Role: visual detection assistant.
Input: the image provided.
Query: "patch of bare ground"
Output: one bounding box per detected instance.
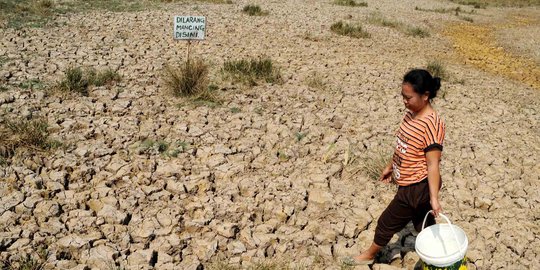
[444,11,540,90]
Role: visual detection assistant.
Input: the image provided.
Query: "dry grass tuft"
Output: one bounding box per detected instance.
[0,246,48,270]
[361,150,391,181]
[334,0,368,7]
[426,60,449,80]
[448,0,540,8]
[0,118,50,159]
[57,66,121,96]
[448,0,487,8]
[222,58,282,86]
[414,6,476,22]
[242,4,268,16]
[331,21,370,38]
[91,68,122,86]
[161,0,233,3]
[59,66,89,95]
[206,257,310,270]
[406,26,430,38]
[305,72,326,90]
[162,59,209,97]
[0,0,160,28]
[368,13,402,28]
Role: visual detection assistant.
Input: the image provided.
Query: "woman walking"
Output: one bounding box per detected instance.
[345,69,445,265]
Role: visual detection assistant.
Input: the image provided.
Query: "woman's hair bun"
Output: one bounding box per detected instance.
[430,77,441,99]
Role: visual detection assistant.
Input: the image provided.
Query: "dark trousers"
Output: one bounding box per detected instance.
[374,179,435,246]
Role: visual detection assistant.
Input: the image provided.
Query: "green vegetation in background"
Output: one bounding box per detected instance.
[459,16,474,22]
[367,13,433,37]
[367,13,402,28]
[406,26,430,38]
[0,0,165,29]
[415,6,476,14]
[19,79,46,90]
[334,0,368,7]
[242,4,268,16]
[415,6,476,22]
[448,0,540,8]
[0,0,53,28]
[330,21,371,38]
[65,0,148,12]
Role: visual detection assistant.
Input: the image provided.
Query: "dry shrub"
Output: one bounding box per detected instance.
[59,66,89,95]
[242,4,267,16]
[0,118,49,158]
[361,150,391,181]
[368,13,402,28]
[91,68,122,86]
[222,58,282,86]
[330,21,370,38]
[406,26,430,38]
[467,0,540,7]
[0,0,55,28]
[334,0,368,7]
[426,60,448,80]
[162,59,209,97]
[57,66,121,96]
[305,72,326,90]
[0,246,48,270]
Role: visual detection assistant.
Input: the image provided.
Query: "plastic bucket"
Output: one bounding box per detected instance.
[415,211,468,269]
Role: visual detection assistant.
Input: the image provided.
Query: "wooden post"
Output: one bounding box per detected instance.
[186,40,192,66]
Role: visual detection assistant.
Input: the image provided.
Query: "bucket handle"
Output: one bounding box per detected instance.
[421,210,464,255]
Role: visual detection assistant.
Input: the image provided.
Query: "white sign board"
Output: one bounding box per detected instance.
[174,16,206,40]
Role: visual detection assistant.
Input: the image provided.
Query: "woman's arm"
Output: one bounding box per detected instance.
[426,150,442,217]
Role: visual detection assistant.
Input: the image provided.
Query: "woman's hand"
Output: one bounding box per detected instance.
[430,198,442,218]
[379,163,393,183]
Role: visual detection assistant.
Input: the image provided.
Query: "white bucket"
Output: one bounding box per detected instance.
[415,211,468,267]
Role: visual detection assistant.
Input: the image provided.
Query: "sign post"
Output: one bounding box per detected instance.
[173,16,206,64]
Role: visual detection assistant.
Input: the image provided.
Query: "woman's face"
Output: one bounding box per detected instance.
[401,83,429,113]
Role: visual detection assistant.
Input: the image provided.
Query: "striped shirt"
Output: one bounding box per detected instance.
[392,111,445,186]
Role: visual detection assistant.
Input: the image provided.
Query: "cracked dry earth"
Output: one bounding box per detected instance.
[1,0,539,269]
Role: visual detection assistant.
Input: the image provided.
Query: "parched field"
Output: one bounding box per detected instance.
[1,0,539,269]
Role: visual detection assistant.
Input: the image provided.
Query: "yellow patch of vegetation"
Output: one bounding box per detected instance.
[444,17,540,90]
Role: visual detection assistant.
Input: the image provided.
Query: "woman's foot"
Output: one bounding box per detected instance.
[341,255,374,266]
[342,243,380,266]
[355,252,376,263]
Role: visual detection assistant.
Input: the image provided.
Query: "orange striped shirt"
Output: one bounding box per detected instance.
[392,111,445,186]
